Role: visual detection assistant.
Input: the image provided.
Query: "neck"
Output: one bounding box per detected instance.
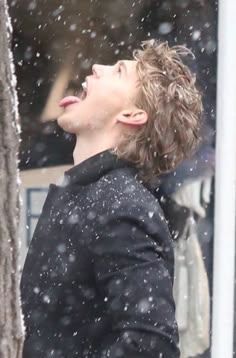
[73,133,121,166]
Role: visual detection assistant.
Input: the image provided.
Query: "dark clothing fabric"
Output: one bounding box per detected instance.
[21,150,180,358]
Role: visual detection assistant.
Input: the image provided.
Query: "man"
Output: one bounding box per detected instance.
[21,40,202,358]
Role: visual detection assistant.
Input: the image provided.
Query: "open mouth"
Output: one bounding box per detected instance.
[59,80,88,108]
[80,81,88,101]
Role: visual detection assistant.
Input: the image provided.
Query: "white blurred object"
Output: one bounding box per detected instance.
[171,177,212,218]
[173,216,210,358]
[171,176,212,357]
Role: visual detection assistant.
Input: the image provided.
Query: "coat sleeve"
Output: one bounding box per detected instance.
[92,207,180,358]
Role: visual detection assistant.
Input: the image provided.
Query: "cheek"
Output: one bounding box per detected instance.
[86,94,118,115]
[91,82,125,103]
[101,90,128,110]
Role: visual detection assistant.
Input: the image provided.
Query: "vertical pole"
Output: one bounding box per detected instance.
[0,0,24,357]
[212,0,236,357]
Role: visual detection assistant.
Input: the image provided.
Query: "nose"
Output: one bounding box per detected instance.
[92,64,103,78]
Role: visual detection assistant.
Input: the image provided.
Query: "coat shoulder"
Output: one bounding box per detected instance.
[91,166,156,206]
[89,167,170,235]
[90,167,174,270]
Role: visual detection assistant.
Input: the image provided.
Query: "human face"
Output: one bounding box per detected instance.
[57,60,139,135]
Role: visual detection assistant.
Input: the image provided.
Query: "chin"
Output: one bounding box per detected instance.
[57,115,78,134]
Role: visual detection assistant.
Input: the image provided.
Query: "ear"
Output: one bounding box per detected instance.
[116,109,148,127]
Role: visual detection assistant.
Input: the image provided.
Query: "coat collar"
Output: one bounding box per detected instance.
[63,149,137,186]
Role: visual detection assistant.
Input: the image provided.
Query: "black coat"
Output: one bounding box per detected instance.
[21,150,180,358]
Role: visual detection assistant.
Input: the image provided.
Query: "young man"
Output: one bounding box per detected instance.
[21,40,202,358]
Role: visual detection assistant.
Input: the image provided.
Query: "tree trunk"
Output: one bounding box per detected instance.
[0,1,25,357]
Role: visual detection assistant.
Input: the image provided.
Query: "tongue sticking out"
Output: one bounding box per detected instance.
[59,96,81,108]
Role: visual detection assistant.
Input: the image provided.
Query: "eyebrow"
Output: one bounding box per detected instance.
[118,61,127,76]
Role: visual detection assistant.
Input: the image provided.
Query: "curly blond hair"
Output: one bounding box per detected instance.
[113,39,203,182]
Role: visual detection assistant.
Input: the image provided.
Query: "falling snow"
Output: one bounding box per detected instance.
[6,0,217,357]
